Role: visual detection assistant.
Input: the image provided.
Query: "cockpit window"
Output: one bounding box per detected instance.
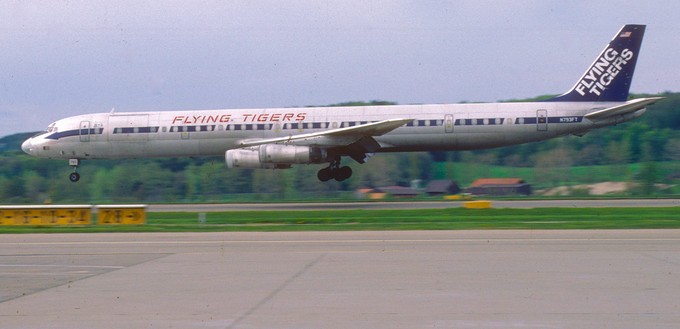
[33,124,57,137]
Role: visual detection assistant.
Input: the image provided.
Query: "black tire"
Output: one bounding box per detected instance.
[69,172,80,182]
[317,167,333,182]
[335,166,352,182]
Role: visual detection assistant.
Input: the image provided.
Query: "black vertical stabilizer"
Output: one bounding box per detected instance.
[549,24,645,102]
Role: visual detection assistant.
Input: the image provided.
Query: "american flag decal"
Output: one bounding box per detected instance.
[620,31,632,38]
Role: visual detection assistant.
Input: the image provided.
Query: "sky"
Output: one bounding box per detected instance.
[2,0,680,135]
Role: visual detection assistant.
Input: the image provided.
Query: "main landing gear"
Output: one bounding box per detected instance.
[68,159,81,182]
[317,158,352,182]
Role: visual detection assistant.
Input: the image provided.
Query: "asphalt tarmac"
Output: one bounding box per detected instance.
[1,230,680,328]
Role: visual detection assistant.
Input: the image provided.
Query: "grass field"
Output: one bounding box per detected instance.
[1,207,679,233]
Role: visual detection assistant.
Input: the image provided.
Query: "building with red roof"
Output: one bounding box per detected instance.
[466,178,531,196]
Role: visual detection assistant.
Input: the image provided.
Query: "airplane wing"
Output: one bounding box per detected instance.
[236,118,413,148]
[585,97,664,120]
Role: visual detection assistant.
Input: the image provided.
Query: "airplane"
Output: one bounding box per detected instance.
[22,24,662,183]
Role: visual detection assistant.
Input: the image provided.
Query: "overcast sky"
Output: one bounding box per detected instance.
[2,0,679,135]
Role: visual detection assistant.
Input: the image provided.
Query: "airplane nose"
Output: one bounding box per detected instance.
[21,139,33,155]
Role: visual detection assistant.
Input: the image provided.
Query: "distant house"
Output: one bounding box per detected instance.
[355,188,375,199]
[466,178,532,196]
[372,186,421,198]
[425,180,461,196]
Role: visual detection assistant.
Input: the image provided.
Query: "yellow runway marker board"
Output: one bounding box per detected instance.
[0,206,92,226]
[97,205,146,225]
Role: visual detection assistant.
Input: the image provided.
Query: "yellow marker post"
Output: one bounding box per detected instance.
[96,205,147,225]
[463,200,493,209]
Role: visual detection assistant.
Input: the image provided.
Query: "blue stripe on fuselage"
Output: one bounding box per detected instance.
[44,116,585,141]
[45,128,104,140]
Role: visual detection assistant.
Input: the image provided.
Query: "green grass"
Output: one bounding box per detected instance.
[1,207,679,233]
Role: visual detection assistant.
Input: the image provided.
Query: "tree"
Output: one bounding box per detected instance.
[636,161,658,196]
[533,147,573,187]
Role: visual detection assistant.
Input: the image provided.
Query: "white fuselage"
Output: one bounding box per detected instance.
[22,101,640,160]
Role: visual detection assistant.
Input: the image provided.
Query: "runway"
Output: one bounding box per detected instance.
[2,230,680,328]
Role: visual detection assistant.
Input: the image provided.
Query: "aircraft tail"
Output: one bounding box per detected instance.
[549,24,646,102]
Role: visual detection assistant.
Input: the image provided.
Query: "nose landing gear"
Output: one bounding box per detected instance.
[68,159,81,182]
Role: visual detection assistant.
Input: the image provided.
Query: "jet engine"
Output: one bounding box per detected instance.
[225,145,327,169]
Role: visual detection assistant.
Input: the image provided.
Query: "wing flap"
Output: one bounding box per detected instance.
[585,97,664,120]
[237,118,412,148]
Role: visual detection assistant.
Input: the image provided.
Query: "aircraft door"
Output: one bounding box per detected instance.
[445,114,454,133]
[537,109,548,131]
[79,121,91,142]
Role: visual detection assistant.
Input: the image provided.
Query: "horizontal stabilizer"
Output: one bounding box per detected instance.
[585,97,663,120]
[237,118,413,148]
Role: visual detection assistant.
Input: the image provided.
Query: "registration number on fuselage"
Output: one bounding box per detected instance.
[559,116,581,123]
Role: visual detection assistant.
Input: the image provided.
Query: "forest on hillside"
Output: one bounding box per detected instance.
[2,93,680,204]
